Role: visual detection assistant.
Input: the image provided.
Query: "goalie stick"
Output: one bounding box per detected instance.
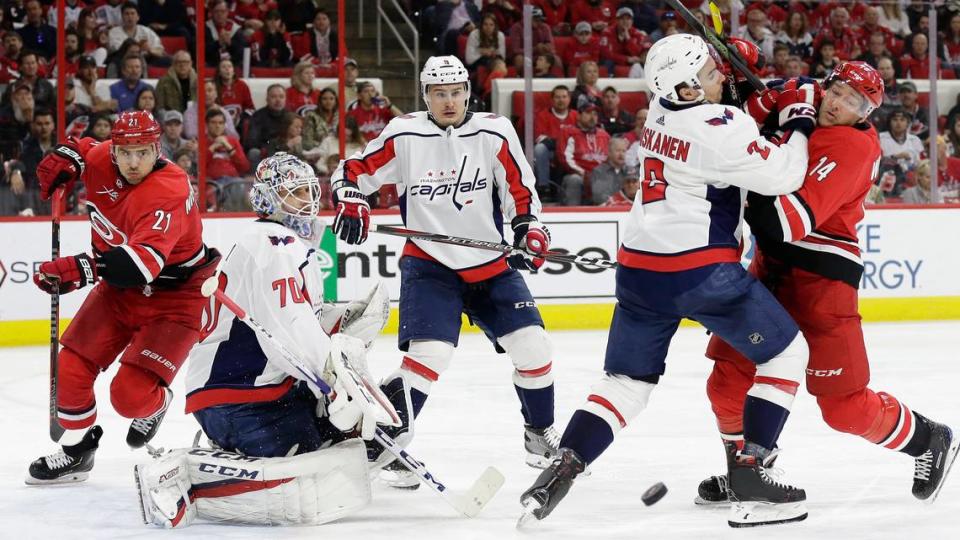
[200,277,504,518]
[375,225,618,270]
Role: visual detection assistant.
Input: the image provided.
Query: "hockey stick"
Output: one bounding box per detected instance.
[200,277,504,518]
[49,188,65,442]
[375,225,618,269]
[663,0,765,94]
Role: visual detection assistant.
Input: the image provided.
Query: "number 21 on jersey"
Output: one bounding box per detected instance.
[641,157,668,204]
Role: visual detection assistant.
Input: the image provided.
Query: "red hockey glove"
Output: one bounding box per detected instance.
[745,87,780,126]
[33,253,99,295]
[37,138,85,200]
[508,215,551,271]
[775,79,821,137]
[728,37,765,78]
[331,181,371,245]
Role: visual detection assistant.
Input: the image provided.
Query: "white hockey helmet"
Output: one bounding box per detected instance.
[250,152,321,238]
[420,55,471,108]
[645,33,711,104]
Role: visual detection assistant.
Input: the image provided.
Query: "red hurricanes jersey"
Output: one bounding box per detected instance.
[746,124,882,287]
[347,104,396,142]
[77,138,206,286]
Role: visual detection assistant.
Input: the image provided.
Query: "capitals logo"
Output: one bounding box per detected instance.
[705,108,735,126]
[408,155,486,211]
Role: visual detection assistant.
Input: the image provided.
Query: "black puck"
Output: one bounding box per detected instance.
[641,481,668,506]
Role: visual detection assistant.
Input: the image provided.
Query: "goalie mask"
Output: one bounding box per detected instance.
[250,152,321,239]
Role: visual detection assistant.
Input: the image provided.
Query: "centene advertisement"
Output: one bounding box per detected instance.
[0,208,958,324]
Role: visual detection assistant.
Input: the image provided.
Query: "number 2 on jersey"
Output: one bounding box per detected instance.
[641,157,668,204]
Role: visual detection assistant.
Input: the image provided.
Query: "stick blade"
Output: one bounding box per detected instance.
[455,466,505,518]
[709,1,723,35]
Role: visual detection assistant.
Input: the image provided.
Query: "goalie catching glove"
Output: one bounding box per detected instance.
[319,281,390,349]
[322,334,401,440]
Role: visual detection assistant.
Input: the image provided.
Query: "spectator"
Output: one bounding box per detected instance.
[466,13,506,70]
[558,99,610,206]
[303,87,338,149]
[63,77,93,138]
[900,32,940,79]
[878,2,911,38]
[2,50,54,110]
[0,81,36,140]
[769,43,791,77]
[880,108,924,175]
[783,55,805,78]
[563,21,602,75]
[570,61,601,111]
[648,11,678,43]
[108,2,167,66]
[215,57,256,127]
[813,7,861,61]
[599,86,633,136]
[47,0,85,28]
[589,136,629,205]
[533,53,558,77]
[204,108,251,211]
[621,0,657,34]
[534,0,570,34]
[811,39,839,78]
[159,110,197,161]
[265,113,322,164]
[74,55,117,113]
[205,0,247,66]
[84,113,113,141]
[138,0,191,44]
[308,9,338,66]
[506,8,553,74]
[58,29,86,75]
[316,115,366,174]
[858,30,901,75]
[95,0,124,28]
[173,146,197,178]
[17,0,55,60]
[898,81,928,142]
[135,86,160,118]
[624,107,648,167]
[347,81,396,142]
[277,0,318,33]
[342,57,360,106]
[531,85,577,197]
[184,79,239,139]
[244,83,288,164]
[776,11,813,61]
[286,61,321,115]
[106,38,148,78]
[77,8,108,59]
[110,55,152,112]
[253,9,293,67]
[943,13,960,76]
[433,0,480,56]
[3,108,54,216]
[484,0,521,32]
[570,0,614,34]
[869,55,900,129]
[600,7,648,76]
[0,32,23,83]
[232,0,274,31]
[736,7,775,61]
[946,115,960,158]
[900,160,935,204]
[601,166,639,206]
[856,7,896,51]
[156,50,198,114]
[481,56,508,106]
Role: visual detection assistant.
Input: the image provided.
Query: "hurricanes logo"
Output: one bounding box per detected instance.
[87,201,129,246]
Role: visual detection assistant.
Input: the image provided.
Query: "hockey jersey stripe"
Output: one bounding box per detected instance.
[402,241,507,282]
[184,377,296,413]
[774,193,814,242]
[119,244,157,281]
[495,139,532,215]
[344,137,398,181]
[618,245,739,272]
[793,237,862,263]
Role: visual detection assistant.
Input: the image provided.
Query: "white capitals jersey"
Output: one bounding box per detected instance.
[619,98,809,272]
[185,220,330,413]
[333,111,540,281]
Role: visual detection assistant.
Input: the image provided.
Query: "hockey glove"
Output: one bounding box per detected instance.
[507,214,551,271]
[728,37,765,79]
[331,181,371,245]
[37,138,85,200]
[775,79,820,137]
[33,253,99,294]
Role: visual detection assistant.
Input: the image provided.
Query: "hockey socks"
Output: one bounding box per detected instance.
[818,389,934,457]
[515,384,554,429]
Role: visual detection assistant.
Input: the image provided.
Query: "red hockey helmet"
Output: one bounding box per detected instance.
[823,61,884,116]
[112,110,162,147]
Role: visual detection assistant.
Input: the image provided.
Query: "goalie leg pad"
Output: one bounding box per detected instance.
[137,440,371,527]
[499,325,554,390]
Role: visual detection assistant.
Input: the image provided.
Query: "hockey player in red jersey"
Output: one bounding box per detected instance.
[698,62,959,505]
[26,110,219,485]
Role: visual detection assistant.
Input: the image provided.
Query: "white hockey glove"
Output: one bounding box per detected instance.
[325,334,401,440]
[319,281,390,348]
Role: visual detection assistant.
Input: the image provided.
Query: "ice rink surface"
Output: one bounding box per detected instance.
[1,322,958,539]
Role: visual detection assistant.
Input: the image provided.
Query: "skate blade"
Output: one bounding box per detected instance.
[728,501,807,528]
[926,435,960,505]
[378,470,422,491]
[134,465,150,524]
[24,471,90,485]
[694,495,731,507]
[516,499,542,529]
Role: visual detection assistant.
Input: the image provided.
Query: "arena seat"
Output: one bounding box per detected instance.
[250,67,294,77]
[147,66,167,78]
[160,36,187,53]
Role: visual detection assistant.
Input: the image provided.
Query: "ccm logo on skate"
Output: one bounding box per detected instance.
[514,301,537,309]
[806,368,843,377]
[197,463,260,480]
[141,349,176,371]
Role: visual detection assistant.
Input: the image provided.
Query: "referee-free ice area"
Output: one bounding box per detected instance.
[1,322,958,539]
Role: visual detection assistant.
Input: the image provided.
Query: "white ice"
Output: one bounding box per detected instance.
[2,322,959,539]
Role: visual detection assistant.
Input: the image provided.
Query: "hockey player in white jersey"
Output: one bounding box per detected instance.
[330,55,559,487]
[134,153,396,528]
[519,34,815,528]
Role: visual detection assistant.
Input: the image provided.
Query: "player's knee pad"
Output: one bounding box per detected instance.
[110,365,163,419]
[56,347,102,430]
[499,325,554,390]
[395,339,455,396]
[706,361,753,435]
[581,373,656,435]
[137,439,370,528]
[749,333,807,411]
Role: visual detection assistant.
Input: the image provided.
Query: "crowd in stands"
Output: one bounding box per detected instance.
[5,0,960,217]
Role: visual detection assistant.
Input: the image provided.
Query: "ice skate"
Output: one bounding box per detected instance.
[524,424,561,469]
[694,438,741,506]
[913,418,959,503]
[26,426,103,485]
[378,459,420,490]
[727,446,807,528]
[517,448,586,527]
[365,376,414,468]
[127,388,172,449]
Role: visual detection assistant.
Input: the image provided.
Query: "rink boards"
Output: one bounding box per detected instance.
[1,207,959,346]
